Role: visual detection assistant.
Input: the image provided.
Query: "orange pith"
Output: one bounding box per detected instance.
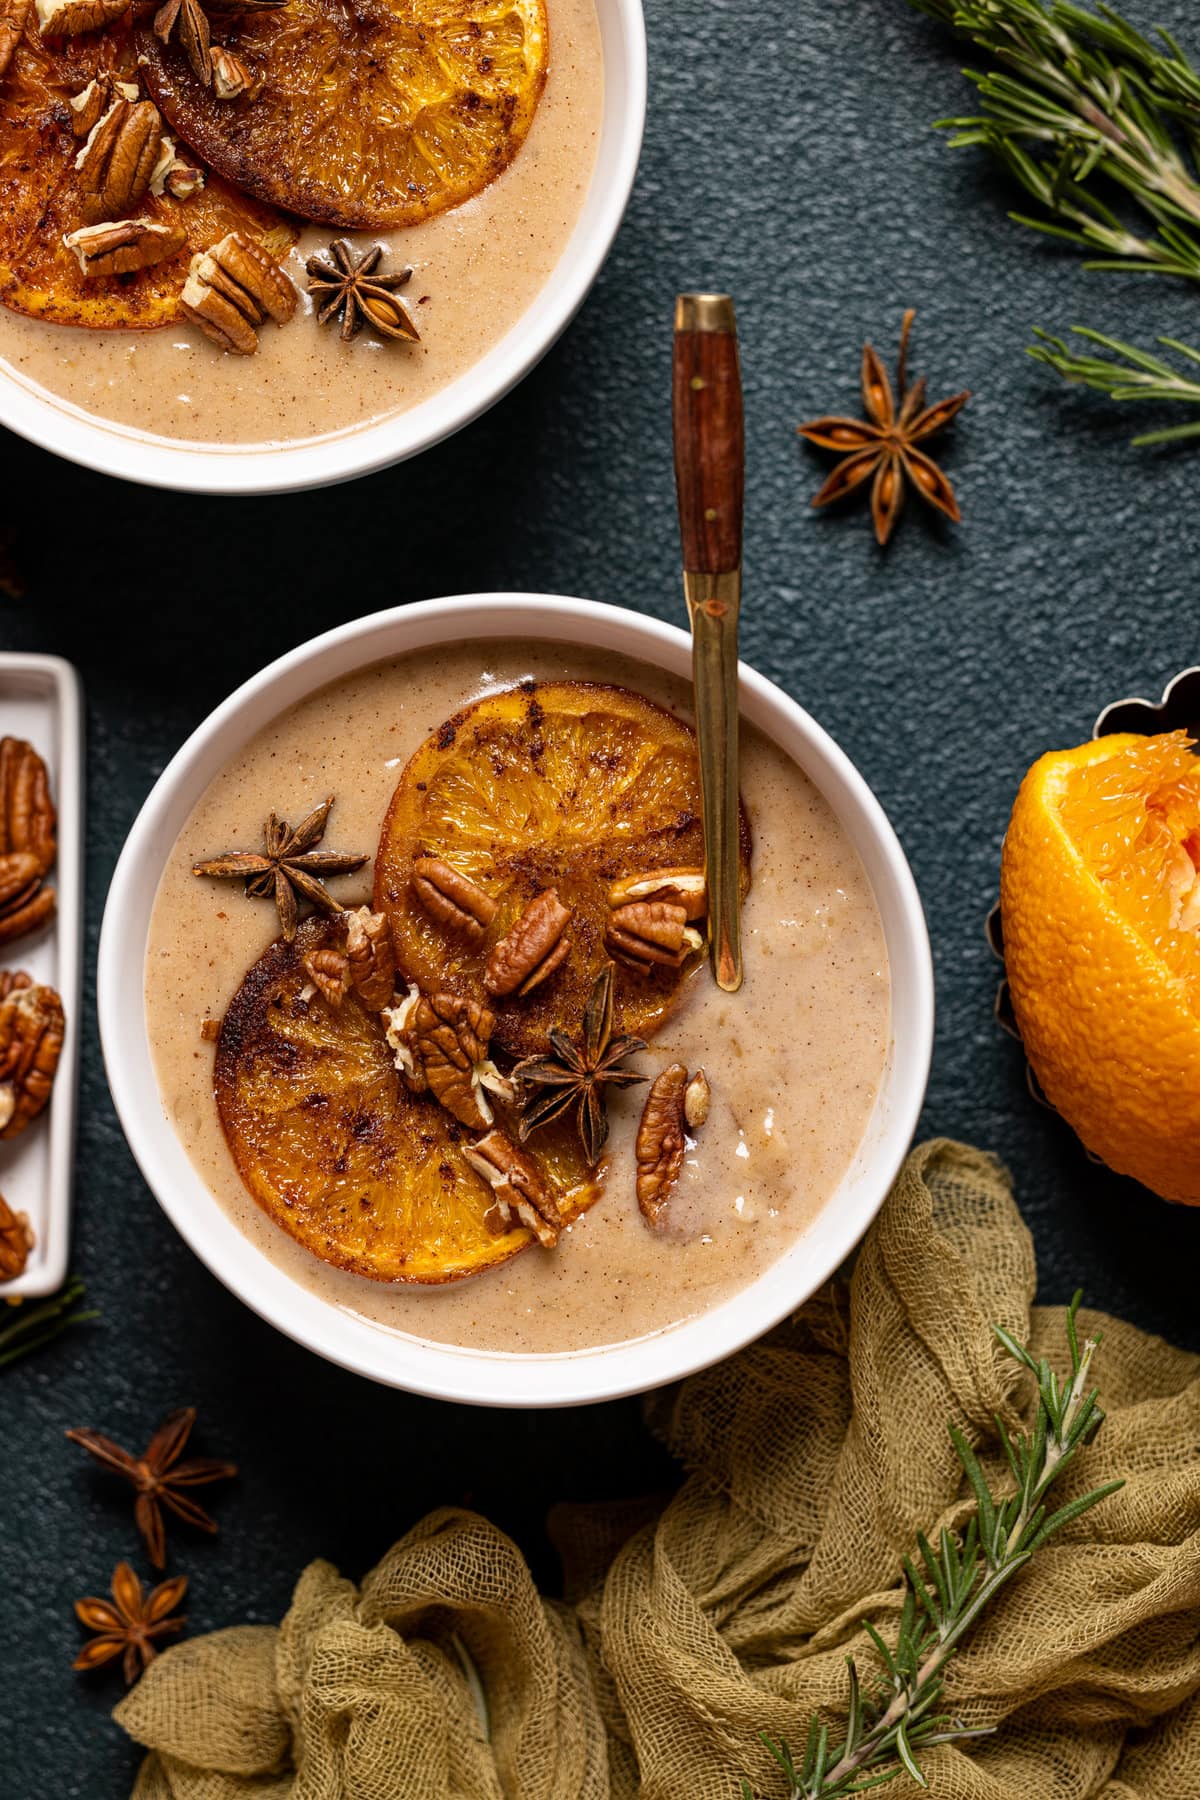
[135,0,549,231]
[215,915,599,1284]
[0,17,296,328]
[1000,729,1200,1202]
[374,680,753,1059]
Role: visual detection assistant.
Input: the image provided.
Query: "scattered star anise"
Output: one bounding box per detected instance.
[66,1406,237,1571]
[73,1562,187,1686]
[512,962,647,1166]
[192,796,368,942]
[306,240,420,343]
[797,309,970,546]
[153,0,282,89]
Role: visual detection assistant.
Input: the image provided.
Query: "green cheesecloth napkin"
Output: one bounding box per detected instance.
[114,1140,1200,1799]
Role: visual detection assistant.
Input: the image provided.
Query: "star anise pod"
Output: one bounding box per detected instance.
[797,309,970,546]
[512,962,647,1166]
[306,240,420,343]
[153,0,282,89]
[73,1562,187,1686]
[66,1406,237,1571]
[192,796,368,942]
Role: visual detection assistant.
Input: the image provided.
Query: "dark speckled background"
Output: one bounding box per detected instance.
[4,1,1200,1792]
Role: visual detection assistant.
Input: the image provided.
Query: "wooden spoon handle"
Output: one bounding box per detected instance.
[672,293,745,575]
[673,294,744,994]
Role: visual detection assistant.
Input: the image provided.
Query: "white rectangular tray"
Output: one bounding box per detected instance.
[0,654,83,1298]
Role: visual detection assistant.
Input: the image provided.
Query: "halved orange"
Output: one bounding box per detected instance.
[0,17,296,327]
[375,681,753,1059]
[1001,729,1200,1202]
[135,0,548,231]
[215,915,599,1283]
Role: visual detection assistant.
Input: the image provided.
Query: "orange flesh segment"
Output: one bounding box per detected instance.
[1053,730,1200,1005]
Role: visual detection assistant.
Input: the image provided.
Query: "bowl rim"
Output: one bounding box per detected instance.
[0,0,647,496]
[98,593,935,1406]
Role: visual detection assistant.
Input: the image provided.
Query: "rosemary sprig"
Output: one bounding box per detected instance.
[1027,326,1200,439]
[910,0,1200,281]
[0,1274,97,1368]
[743,1293,1121,1798]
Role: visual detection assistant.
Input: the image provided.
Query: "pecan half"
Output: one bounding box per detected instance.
[605,900,702,973]
[35,0,125,33]
[0,885,55,944]
[0,853,41,915]
[0,970,33,1002]
[64,217,186,277]
[345,907,395,1012]
[462,1129,563,1248]
[0,1192,33,1282]
[302,946,350,1009]
[484,889,571,997]
[0,0,31,79]
[412,992,513,1130]
[182,231,297,355]
[411,857,496,945]
[0,982,64,1140]
[0,738,55,875]
[636,1064,709,1227]
[76,98,164,223]
[608,867,707,921]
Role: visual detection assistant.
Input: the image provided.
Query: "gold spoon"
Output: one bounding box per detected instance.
[672,292,744,992]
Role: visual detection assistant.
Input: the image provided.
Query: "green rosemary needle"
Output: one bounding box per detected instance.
[743,1292,1121,1798]
[911,0,1200,280]
[1027,326,1200,441]
[0,1274,97,1369]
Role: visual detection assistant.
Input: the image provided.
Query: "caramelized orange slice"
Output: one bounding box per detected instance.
[0,17,295,327]
[135,0,548,231]
[375,681,753,1059]
[215,916,599,1283]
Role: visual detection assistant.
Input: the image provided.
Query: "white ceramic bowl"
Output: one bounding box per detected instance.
[0,0,646,495]
[99,595,934,1406]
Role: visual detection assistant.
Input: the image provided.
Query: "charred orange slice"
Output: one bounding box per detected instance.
[0,17,295,327]
[215,916,599,1283]
[135,0,549,232]
[375,681,753,1059]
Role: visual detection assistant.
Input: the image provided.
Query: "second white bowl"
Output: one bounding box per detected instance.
[98,594,934,1405]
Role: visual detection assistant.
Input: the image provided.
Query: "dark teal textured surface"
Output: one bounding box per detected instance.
[4,1,1200,1792]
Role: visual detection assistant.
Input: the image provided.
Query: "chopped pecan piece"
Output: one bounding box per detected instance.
[484,889,571,997]
[0,1192,33,1281]
[608,867,707,921]
[684,1068,710,1129]
[0,981,64,1140]
[211,45,258,99]
[69,74,139,137]
[199,1017,221,1042]
[0,0,29,77]
[35,0,125,34]
[76,97,164,224]
[382,983,425,1090]
[344,907,395,1012]
[635,1063,711,1228]
[605,900,703,973]
[182,231,297,355]
[462,1129,563,1248]
[411,857,496,945]
[302,945,350,1009]
[64,217,186,277]
[412,992,513,1130]
[0,738,55,875]
[149,136,205,200]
